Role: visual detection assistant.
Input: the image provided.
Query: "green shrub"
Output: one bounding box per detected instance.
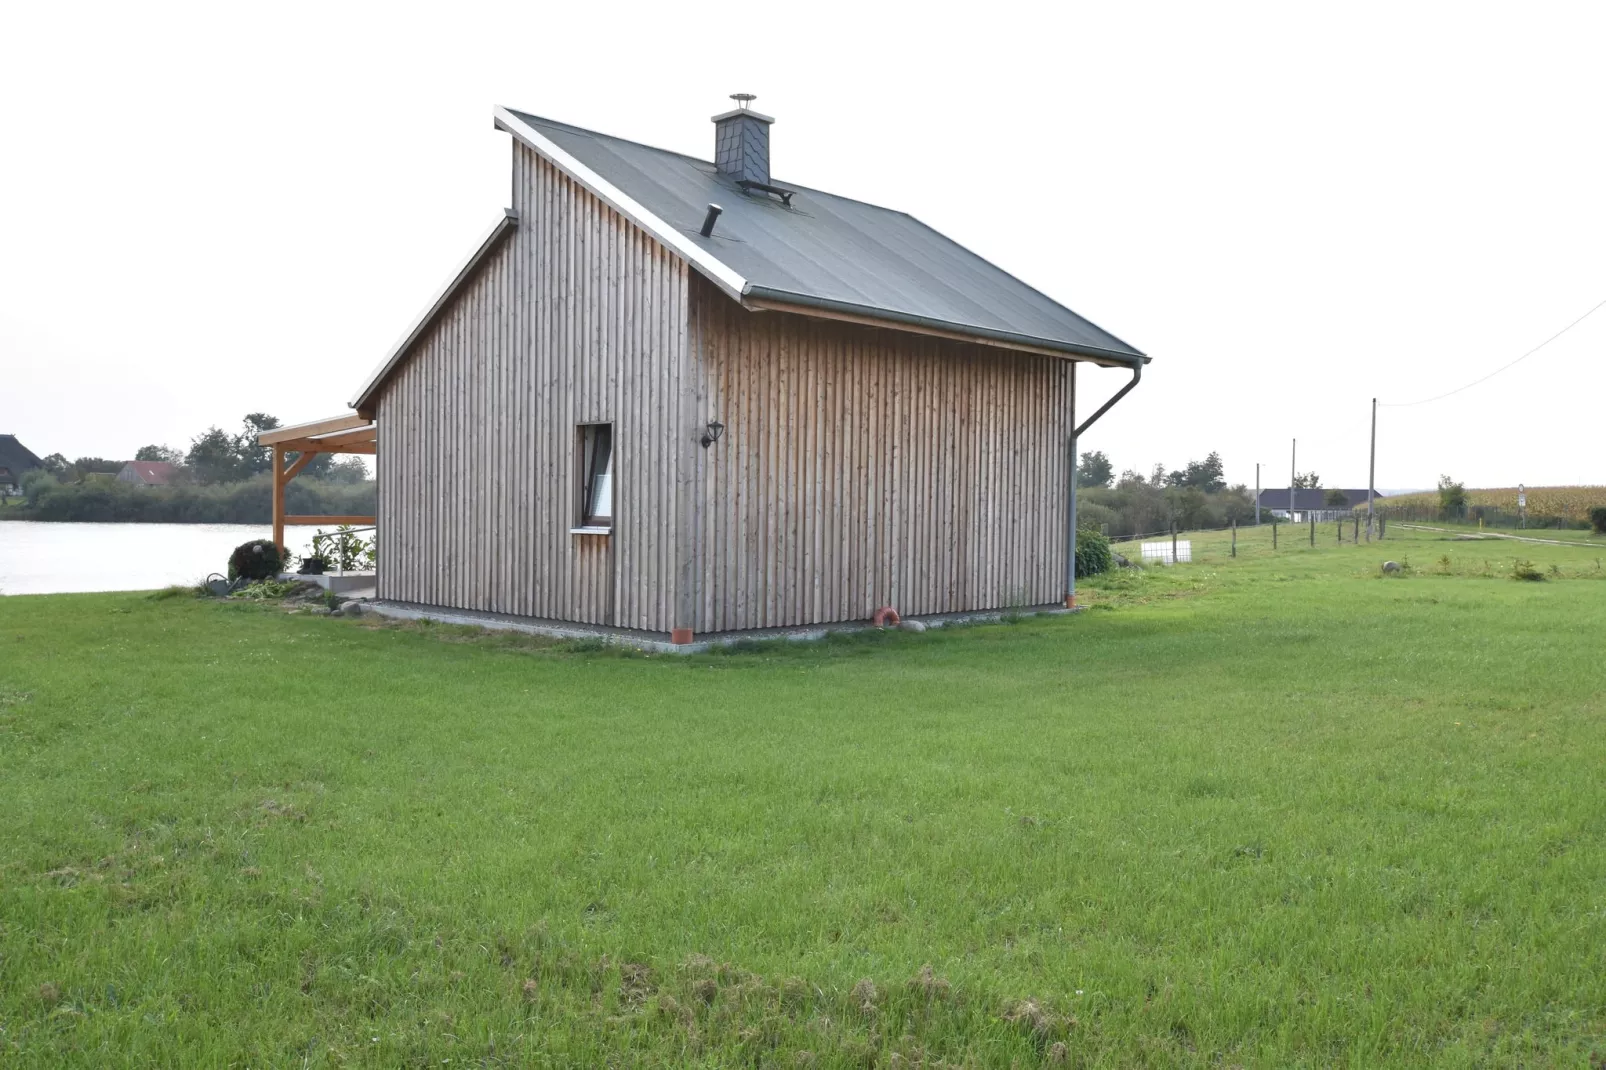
[1438,475,1468,521]
[313,525,376,571]
[227,540,287,582]
[1074,527,1113,578]
[234,578,301,600]
[1590,506,1606,535]
[1074,501,1119,535]
[1511,558,1544,582]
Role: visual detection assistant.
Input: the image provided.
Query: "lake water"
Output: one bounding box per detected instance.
[0,523,324,596]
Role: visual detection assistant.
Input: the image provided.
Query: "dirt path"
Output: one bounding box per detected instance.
[1397,523,1602,548]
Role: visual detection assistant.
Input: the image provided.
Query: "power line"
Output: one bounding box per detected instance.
[1380,296,1606,407]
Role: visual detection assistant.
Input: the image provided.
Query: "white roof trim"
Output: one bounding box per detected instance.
[349,209,520,410]
[492,105,748,303]
[258,412,370,445]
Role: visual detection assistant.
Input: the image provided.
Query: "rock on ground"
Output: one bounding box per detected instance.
[1382,561,1402,573]
[898,620,927,633]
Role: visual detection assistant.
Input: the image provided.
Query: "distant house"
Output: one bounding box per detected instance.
[1259,488,1382,523]
[116,461,180,487]
[0,434,43,495]
[331,97,1151,645]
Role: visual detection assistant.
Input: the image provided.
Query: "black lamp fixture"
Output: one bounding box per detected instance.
[700,420,725,448]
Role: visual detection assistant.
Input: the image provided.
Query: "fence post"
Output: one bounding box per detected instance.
[1309,514,1315,546]
[1273,517,1278,549]
[1232,517,1237,558]
[1171,524,1178,566]
[1336,518,1342,544]
[1353,515,1359,543]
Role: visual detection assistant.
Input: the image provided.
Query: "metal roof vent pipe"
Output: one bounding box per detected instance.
[712,93,774,187]
[699,203,723,237]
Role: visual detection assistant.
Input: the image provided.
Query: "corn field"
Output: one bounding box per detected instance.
[1377,485,1606,527]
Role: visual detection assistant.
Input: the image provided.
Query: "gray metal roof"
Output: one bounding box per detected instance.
[504,110,1146,365]
[1259,489,1381,511]
[0,435,43,480]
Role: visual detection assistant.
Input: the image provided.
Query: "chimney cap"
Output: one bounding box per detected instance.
[713,92,774,124]
[711,106,774,124]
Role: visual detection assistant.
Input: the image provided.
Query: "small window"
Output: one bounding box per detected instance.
[578,423,614,529]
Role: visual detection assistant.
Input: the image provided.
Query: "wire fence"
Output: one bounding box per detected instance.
[1106,511,1393,558]
[1374,503,1591,531]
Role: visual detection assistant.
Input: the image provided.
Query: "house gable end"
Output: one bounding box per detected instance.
[373,143,692,633]
[493,106,746,304]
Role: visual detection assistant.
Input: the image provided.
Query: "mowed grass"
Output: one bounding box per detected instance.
[2,528,1604,1067]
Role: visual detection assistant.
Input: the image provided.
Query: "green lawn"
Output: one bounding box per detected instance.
[2,528,1604,1066]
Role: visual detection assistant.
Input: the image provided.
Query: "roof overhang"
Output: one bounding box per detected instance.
[743,287,1149,368]
[258,413,377,455]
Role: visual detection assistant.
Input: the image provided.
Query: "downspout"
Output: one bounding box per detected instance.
[1066,361,1143,608]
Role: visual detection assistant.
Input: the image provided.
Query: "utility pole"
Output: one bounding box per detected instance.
[1255,463,1261,525]
[1367,398,1377,541]
[1290,439,1297,524]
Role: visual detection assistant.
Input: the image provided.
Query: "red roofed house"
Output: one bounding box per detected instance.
[116,461,180,487]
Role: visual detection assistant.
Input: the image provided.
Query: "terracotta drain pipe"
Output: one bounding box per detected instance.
[871,606,901,627]
[1066,362,1142,608]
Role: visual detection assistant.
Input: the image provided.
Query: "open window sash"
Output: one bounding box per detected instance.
[581,425,613,528]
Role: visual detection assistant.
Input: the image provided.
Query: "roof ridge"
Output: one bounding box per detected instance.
[504,107,938,221]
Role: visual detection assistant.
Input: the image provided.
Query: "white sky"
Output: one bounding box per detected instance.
[3,1,1603,492]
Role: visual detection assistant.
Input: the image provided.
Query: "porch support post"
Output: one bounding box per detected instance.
[271,447,286,551]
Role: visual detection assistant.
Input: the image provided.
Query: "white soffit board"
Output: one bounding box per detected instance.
[492,105,748,302]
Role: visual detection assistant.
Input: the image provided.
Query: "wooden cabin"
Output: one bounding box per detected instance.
[348,98,1149,644]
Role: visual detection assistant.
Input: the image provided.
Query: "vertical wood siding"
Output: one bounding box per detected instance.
[688,275,1073,633]
[375,145,688,630]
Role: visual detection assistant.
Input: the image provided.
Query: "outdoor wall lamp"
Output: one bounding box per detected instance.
[700,420,725,448]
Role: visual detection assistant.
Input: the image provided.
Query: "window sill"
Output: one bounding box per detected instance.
[569,526,613,535]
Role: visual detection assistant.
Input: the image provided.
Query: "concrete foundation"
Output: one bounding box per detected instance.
[361,600,1075,654]
[278,571,377,595]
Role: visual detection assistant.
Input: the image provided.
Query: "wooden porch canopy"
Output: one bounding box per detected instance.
[257,413,377,550]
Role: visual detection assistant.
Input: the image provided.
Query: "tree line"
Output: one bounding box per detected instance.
[9,413,372,524]
[31,413,368,487]
[1075,450,1257,537]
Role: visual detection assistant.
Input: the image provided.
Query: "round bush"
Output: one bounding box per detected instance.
[1074,526,1113,579]
[1591,506,1606,536]
[228,539,287,582]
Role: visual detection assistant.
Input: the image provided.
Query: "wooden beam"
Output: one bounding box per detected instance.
[274,439,376,455]
[283,515,377,526]
[305,426,378,448]
[258,412,368,446]
[271,446,286,550]
[282,451,320,482]
[742,296,1136,367]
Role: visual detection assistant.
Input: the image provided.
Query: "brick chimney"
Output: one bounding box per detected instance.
[712,93,773,187]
